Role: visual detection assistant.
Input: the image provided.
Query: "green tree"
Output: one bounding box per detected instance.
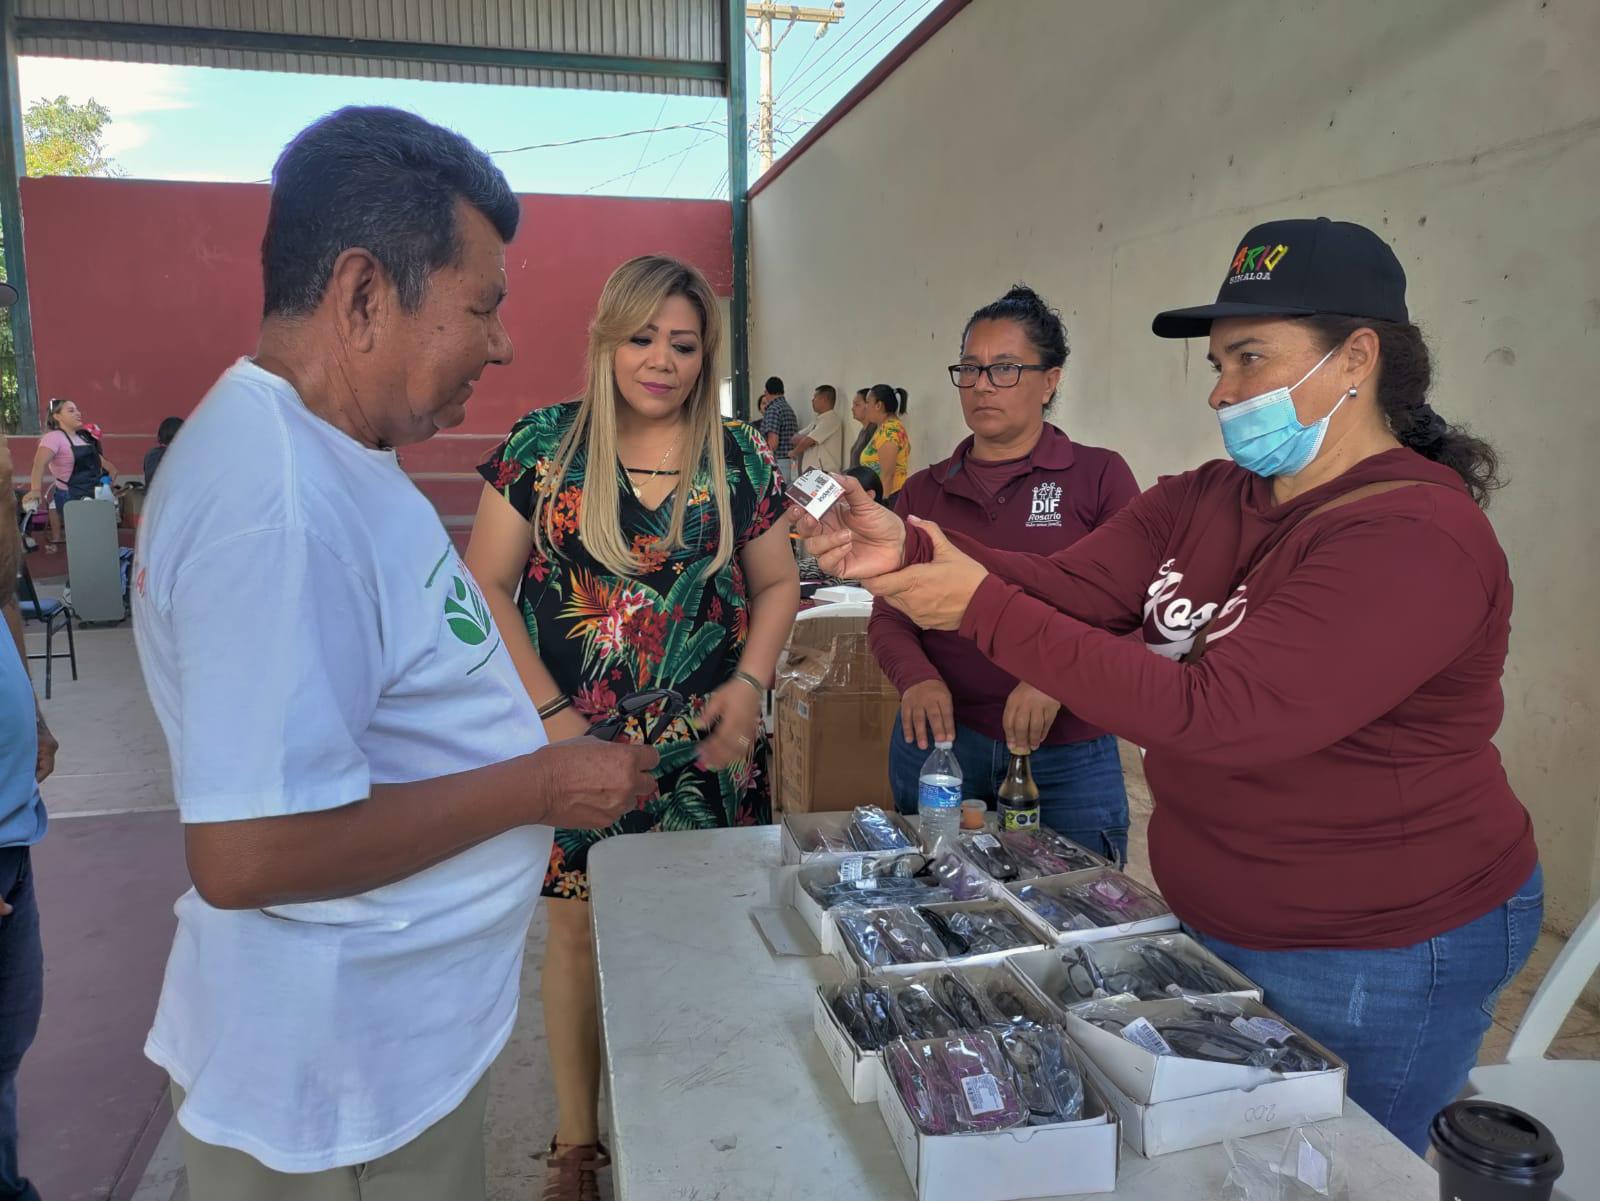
[2,96,120,429]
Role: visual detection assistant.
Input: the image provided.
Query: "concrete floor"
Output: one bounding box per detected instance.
[13,621,1597,1201]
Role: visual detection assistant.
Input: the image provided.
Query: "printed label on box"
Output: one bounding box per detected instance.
[786,469,845,520]
[1231,1016,1296,1045]
[960,1072,1005,1116]
[1121,1016,1175,1057]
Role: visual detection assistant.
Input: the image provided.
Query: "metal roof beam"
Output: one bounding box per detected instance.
[16,17,724,83]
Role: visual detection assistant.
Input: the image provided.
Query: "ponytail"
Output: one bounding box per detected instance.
[868,383,905,416]
[1301,315,1503,507]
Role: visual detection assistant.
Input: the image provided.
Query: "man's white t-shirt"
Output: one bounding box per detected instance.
[133,359,550,1172]
[795,407,846,476]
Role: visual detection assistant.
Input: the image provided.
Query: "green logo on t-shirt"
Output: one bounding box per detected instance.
[445,574,493,646]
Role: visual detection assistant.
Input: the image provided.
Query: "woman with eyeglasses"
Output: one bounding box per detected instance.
[857,382,911,497]
[465,254,799,1199]
[802,219,1542,1155]
[870,286,1140,860]
[23,398,121,550]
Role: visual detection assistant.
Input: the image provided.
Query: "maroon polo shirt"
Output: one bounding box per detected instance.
[868,423,1139,746]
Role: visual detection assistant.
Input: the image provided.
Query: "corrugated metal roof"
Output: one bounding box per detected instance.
[17,0,728,96]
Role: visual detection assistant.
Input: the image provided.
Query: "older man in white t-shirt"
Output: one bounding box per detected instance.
[132,107,657,1200]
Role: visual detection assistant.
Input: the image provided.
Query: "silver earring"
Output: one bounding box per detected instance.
[1347,387,1359,398]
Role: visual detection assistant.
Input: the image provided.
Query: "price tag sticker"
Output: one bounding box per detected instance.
[786,468,845,520]
[971,834,1000,851]
[960,1072,1005,1116]
[1120,1016,1175,1057]
[838,856,866,883]
[1231,1016,1297,1045]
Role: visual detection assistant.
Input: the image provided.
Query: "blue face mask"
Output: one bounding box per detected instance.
[1216,347,1348,477]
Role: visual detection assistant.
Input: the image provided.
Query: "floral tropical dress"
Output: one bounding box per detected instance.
[860,414,911,495]
[479,403,785,900]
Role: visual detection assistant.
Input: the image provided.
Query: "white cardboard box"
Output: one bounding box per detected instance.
[829,901,1045,978]
[780,810,920,865]
[1062,996,1346,1107]
[1003,867,1179,947]
[1004,934,1263,1015]
[1080,1050,1346,1157]
[875,1041,1120,1200]
[813,984,884,1103]
[778,857,940,955]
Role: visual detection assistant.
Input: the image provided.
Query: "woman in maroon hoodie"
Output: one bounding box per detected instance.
[870,285,1140,860]
[802,217,1541,1154]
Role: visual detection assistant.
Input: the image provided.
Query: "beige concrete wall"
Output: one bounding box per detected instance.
[750,0,1600,932]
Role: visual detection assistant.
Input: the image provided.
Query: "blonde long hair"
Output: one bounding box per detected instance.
[533,255,730,578]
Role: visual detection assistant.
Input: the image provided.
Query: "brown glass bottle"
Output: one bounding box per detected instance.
[998,751,1041,831]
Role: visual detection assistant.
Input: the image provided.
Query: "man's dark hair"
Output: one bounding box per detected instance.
[262,106,519,318]
[813,384,836,406]
[765,376,785,396]
[157,416,185,446]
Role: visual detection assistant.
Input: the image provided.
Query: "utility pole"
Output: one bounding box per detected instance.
[745,3,843,174]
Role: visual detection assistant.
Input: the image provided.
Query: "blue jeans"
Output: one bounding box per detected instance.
[889,722,1130,863]
[0,848,43,1201]
[1188,863,1543,1156]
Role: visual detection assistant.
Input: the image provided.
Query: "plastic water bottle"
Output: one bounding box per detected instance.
[917,741,963,849]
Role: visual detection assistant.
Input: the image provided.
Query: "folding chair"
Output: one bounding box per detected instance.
[16,550,78,700]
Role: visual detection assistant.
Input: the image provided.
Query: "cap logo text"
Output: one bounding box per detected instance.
[1228,242,1289,284]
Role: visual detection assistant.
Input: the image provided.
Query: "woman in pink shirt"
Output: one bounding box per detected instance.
[23,399,119,549]
[803,218,1541,1155]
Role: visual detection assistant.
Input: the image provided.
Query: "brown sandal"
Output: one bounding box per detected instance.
[540,1138,610,1201]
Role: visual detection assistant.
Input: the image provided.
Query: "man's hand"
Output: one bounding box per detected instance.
[796,474,907,580]
[535,737,659,830]
[866,518,988,632]
[1002,682,1060,754]
[900,678,955,750]
[35,713,57,783]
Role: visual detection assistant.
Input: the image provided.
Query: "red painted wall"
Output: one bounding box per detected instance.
[11,176,732,487]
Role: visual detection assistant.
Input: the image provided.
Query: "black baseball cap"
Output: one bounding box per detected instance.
[1152,217,1408,339]
[0,282,15,307]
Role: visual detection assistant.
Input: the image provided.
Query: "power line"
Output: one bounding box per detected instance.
[487,121,721,157]
[777,0,903,101]
[662,102,727,193]
[787,1,926,115]
[586,134,723,193]
[624,96,671,194]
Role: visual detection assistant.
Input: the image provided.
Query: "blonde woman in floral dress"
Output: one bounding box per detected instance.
[466,255,799,1200]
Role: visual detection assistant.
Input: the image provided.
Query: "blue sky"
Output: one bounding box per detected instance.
[19,0,942,197]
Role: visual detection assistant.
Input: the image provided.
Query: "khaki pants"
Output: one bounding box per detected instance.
[170,1076,489,1201]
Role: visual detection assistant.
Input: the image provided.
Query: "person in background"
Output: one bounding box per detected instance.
[143,417,184,486]
[804,217,1541,1155]
[847,387,874,470]
[845,465,894,510]
[466,255,800,1201]
[130,107,655,1201]
[790,384,847,476]
[757,375,798,482]
[23,398,120,551]
[871,286,1139,860]
[0,280,59,1201]
[858,383,911,497]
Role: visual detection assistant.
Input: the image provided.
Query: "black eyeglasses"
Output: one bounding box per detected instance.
[586,687,687,745]
[948,362,1050,388]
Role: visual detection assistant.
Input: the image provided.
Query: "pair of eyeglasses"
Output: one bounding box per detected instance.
[947,362,1051,388]
[586,687,687,745]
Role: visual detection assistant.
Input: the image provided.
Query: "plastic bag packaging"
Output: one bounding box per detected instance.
[1051,935,1242,1005]
[936,1031,1029,1133]
[1223,1125,1347,1200]
[803,860,954,909]
[1078,995,1332,1073]
[927,969,991,1030]
[980,977,1056,1027]
[888,982,964,1040]
[994,1024,1086,1126]
[847,806,914,852]
[825,979,899,1051]
[1013,869,1169,933]
[918,904,1036,957]
[999,828,1106,877]
[884,1039,956,1135]
[930,847,995,901]
[835,906,948,968]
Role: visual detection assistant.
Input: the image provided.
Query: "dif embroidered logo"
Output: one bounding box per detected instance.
[1026,482,1064,529]
[1227,242,1289,285]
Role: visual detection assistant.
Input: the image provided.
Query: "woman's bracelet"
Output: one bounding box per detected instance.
[730,669,767,697]
[538,694,573,720]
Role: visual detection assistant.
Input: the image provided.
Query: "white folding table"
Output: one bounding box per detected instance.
[590,827,1440,1200]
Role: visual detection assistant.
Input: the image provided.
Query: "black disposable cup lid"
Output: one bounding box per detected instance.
[1430,1100,1564,1183]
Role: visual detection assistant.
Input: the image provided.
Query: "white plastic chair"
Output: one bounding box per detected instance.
[1468,896,1600,1200]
